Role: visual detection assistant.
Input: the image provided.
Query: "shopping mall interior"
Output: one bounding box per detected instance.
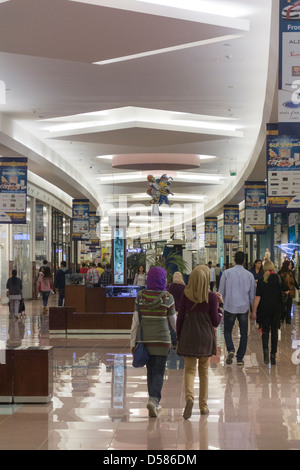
[0,0,299,453]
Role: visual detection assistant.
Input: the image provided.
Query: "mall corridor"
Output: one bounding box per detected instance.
[0,296,299,451]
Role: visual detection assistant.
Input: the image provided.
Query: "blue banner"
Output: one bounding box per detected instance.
[0,157,27,224]
[223,205,239,243]
[244,181,267,234]
[266,123,300,212]
[205,217,218,248]
[72,199,90,240]
[278,1,300,133]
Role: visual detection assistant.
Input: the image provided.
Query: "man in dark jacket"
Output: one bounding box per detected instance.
[54,261,72,306]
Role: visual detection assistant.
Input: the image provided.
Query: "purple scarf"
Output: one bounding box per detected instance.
[146,267,167,291]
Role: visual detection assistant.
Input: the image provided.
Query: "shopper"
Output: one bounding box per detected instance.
[278,260,300,324]
[38,266,52,313]
[249,259,264,284]
[176,265,223,419]
[218,251,256,366]
[6,269,22,319]
[130,267,176,418]
[207,261,216,291]
[167,271,186,347]
[133,265,147,287]
[251,260,289,365]
[54,261,72,306]
[79,263,89,274]
[100,263,112,286]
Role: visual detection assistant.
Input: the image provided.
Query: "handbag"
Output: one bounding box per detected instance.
[132,302,150,368]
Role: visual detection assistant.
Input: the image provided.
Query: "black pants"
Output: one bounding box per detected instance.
[282,296,292,324]
[261,316,279,354]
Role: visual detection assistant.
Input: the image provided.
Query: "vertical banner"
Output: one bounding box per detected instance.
[267,123,300,212]
[223,205,239,243]
[72,199,90,240]
[35,202,44,240]
[244,181,267,233]
[0,157,27,223]
[113,227,125,285]
[204,217,218,248]
[88,211,101,252]
[278,1,300,133]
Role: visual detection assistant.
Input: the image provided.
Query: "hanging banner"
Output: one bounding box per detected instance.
[267,123,300,212]
[0,157,27,224]
[72,199,90,240]
[35,202,44,240]
[244,181,267,234]
[278,1,300,134]
[204,217,218,248]
[223,205,239,243]
[113,227,125,285]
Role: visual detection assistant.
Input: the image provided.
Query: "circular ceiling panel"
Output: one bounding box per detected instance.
[112,154,200,170]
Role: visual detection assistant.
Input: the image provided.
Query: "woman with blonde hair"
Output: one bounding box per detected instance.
[176,265,223,419]
[251,260,289,365]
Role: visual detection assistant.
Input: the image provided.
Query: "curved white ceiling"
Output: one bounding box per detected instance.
[0,0,277,234]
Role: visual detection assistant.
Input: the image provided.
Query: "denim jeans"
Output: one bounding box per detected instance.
[58,288,65,307]
[224,311,249,361]
[146,355,167,404]
[41,291,50,306]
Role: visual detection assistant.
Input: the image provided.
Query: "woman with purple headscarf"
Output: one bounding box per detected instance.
[130,267,176,417]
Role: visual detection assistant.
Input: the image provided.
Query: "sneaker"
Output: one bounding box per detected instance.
[183,399,194,420]
[200,408,210,415]
[237,359,244,366]
[147,400,157,418]
[226,352,235,364]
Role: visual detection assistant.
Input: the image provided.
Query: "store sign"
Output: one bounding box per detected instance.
[223,205,239,243]
[204,217,218,248]
[278,0,300,133]
[266,123,300,212]
[244,181,267,234]
[72,199,90,240]
[0,157,27,224]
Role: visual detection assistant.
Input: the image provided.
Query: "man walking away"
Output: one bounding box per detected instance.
[55,261,72,306]
[218,251,256,366]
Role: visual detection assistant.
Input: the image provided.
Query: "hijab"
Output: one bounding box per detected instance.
[263,260,275,283]
[172,271,186,286]
[184,265,210,305]
[146,267,167,291]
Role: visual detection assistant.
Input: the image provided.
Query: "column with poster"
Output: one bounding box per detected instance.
[205,217,218,248]
[0,157,27,224]
[223,206,239,244]
[244,181,267,234]
[72,199,90,240]
[278,0,300,134]
[266,123,300,212]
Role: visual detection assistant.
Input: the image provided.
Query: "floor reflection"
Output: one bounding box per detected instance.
[0,298,300,449]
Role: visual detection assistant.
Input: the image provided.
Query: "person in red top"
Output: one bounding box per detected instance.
[80,263,89,274]
[177,265,223,419]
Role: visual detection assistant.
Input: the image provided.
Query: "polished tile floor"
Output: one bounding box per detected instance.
[0,295,300,451]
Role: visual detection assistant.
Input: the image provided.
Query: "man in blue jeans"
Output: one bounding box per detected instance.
[219,251,256,366]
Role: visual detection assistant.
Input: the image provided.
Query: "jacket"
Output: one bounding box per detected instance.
[131,290,175,356]
[176,291,222,357]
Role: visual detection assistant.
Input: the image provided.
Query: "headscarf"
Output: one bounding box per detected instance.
[172,271,186,286]
[263,259,275,283]
[184,265,210,305]
[146,267,167,291]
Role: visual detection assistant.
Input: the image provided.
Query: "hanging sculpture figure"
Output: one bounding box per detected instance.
[147,174,173,215]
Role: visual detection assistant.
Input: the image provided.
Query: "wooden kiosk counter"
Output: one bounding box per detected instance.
[49,284,140,333]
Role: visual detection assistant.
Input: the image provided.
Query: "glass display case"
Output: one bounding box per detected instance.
[65,273,86,285]
[106,285,141,298]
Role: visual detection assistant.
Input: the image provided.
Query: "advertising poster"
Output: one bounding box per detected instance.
[244,181,267,233]
[113,228,125,285]
[266,123,300,212]
[278,1,300,133]
[0,157,27,223]
[204,217,218,248]
[35,202,44,240]
[223,205,239,243]
[72,199,90,240]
